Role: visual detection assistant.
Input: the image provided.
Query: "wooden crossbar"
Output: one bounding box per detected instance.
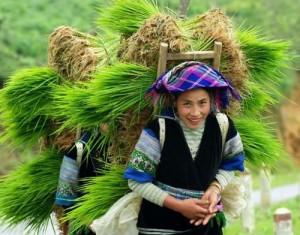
[157,41,222,78]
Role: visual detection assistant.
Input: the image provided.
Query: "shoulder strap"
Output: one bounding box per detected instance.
[75,141,84,164]
[215,112,229,152]
[158,118,165,149]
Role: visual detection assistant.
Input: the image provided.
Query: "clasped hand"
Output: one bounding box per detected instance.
[180,190,219,226]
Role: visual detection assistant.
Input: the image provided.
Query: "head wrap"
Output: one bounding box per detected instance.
[146,61,241,108]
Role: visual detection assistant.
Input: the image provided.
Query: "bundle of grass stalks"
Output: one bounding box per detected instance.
[240,81,276,117]
[234,117,284,169]
[95,0,160,36]
[88,63,156,122]
[48,26,119,81]
[50,83,100,131]
[0,148,62,232]
[51,63,156,130]
[0,67,62,149]
[237,28,293,85]
[119,14,190,67]
[65,164,130,231]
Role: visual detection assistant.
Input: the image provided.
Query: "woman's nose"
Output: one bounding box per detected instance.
[191,106,200,116]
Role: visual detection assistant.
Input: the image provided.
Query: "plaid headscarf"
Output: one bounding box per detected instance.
[146,61,242,108]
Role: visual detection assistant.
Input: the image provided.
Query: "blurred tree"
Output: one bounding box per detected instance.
[178,0,191,19]
[0,0,103,86]
[0,0,298,85]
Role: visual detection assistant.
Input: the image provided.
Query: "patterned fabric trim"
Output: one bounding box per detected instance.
[124,128,161,182]
[155,181,204,200]
[135,128,161,164]
[124,166,154,183]
[129,149,157,175]
[223,133,244,158]
[219,153,245,171]
[55,156,79,206]
[220,132,245,171]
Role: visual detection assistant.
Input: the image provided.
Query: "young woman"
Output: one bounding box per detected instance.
[124,61,245,235]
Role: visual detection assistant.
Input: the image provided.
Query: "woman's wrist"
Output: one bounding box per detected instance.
[209,181,222,195]
[163,195,182,212]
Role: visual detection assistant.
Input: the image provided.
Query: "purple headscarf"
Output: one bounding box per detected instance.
[146,61,241,108]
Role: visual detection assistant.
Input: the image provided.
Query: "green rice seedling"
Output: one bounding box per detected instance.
[234,117,284,170]
[240,80,276,117]
[65,164,130,231]
[0,67,62,149]
[86,63,156,124]
[51,63,156,131]
[237,27,293,86]
[95,0,160,36]
[50,83,102,130]
[0,148,62,233]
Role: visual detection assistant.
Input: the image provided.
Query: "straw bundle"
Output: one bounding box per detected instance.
[119,14,190,67]
[109,108,153,164]
[48,26,102,81]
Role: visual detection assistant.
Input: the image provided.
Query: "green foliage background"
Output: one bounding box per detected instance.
[0,0,100,83]
[0,0,299,86]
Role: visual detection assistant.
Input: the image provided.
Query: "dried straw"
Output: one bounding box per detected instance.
[119,14,190,67]
[48,26,100,81]
[108,108,153,164]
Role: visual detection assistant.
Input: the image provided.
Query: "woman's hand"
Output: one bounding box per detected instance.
[190,182,221,226]
[179,198,210,219]
[163,195,210,220]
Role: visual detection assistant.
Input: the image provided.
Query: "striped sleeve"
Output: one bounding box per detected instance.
[128,179,168,207]
[220,118,245,172]
[124,127,161,183]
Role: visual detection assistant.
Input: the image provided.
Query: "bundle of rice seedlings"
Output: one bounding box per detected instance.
[237,27,293,86]
[50,62,156,133]
[234,117,284,170]
[95,0,160,36]
[65,164,130,231]
[119,14,190,67]
[88,63,156,122]
[48,26,119,81]
[0,67,62,149]
[240,80,276,117]
[50,83,101,130]
[0,148,62,232]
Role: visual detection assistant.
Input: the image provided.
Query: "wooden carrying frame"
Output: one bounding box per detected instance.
[156,41,222,78]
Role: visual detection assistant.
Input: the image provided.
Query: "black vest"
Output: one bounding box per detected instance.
[137,114,223,233]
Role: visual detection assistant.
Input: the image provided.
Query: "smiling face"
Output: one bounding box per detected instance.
[175,88,211,129]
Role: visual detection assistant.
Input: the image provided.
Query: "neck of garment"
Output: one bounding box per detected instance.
[179,119,205,160]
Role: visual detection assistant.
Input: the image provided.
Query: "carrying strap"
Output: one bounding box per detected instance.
[158,113,229,152]
[158,118,165,149]
[75,141,84,164]
[215,112,229,152]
